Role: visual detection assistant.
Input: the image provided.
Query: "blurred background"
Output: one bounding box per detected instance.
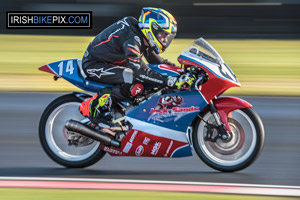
[2,0,300,38]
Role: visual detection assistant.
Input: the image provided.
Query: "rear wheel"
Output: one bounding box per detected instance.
[39,94,106,168]
[193,107,264,172]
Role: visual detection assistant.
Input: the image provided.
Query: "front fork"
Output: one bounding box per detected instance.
[206,101,232,142]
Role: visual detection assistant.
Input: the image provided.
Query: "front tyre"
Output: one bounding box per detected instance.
[39,93,106,168]
[193,107,264,172]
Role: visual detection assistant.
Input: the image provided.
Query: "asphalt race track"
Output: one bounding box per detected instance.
[0,92,299,186]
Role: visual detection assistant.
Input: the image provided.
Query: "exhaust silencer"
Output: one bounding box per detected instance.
[65,119,120,148]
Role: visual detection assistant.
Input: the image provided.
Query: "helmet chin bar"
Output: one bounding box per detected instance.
[147,31,156,47]
[147,31,160,54]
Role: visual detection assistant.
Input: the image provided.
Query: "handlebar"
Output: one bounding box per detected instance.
[184,66,209,90]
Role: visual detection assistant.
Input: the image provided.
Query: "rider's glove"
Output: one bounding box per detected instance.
[167,73,196,90]
[187,66,209,88]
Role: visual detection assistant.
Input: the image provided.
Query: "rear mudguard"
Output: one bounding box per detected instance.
[72,91,93,101]
[213,96,252,132]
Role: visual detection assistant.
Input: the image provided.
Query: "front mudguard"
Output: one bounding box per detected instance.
[213,96,252,133]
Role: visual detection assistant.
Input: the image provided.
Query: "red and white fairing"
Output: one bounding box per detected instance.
[101,129,189,158]
[178,38,241,102]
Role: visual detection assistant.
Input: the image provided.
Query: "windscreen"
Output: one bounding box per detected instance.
[184,38,224,65]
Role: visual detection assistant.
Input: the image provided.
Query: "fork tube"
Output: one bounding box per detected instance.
[209,101,222,126]
[209,101,230,140]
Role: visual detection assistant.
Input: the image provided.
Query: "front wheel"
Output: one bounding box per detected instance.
[193,107,265,172]
[39,93,106,168]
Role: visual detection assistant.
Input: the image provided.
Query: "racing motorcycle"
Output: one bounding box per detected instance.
[39,38,265,172]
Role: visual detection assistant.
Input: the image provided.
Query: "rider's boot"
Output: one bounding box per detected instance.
[79,93,113,128]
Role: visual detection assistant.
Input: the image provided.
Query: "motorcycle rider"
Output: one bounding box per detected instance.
[80,7,196,127]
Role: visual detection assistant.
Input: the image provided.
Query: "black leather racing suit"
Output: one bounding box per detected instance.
[82,16,175,101]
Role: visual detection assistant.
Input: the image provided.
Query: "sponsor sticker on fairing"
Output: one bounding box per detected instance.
[123,142,132,154]
[135,145,144,156]
[148,106,200,122]
[151,142,161,156]
[104,146,122,155]
[123,130,138,153]
[143,137,150,145]
[164,140,173,157]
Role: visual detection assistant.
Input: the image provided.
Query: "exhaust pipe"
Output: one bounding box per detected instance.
[65,119,120,148]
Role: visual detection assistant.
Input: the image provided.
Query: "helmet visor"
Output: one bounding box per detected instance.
[151,22,176,52]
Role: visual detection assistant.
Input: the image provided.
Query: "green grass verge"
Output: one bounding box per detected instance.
[0,189,297,200]
[0,34,299,95]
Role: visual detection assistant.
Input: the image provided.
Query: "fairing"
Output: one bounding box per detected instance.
[101,129,192,158]
[109,90,210,158]
[127,90,208,132]
[178,38,241,101]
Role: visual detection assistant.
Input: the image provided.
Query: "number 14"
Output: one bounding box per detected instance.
[58,60,74,76]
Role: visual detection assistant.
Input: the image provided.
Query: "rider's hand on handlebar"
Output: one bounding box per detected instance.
[187,66,209,88]
[167,73,196,90]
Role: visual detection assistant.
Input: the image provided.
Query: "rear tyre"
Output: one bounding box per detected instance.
[39,93,106,168]
[193,107,264,172]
